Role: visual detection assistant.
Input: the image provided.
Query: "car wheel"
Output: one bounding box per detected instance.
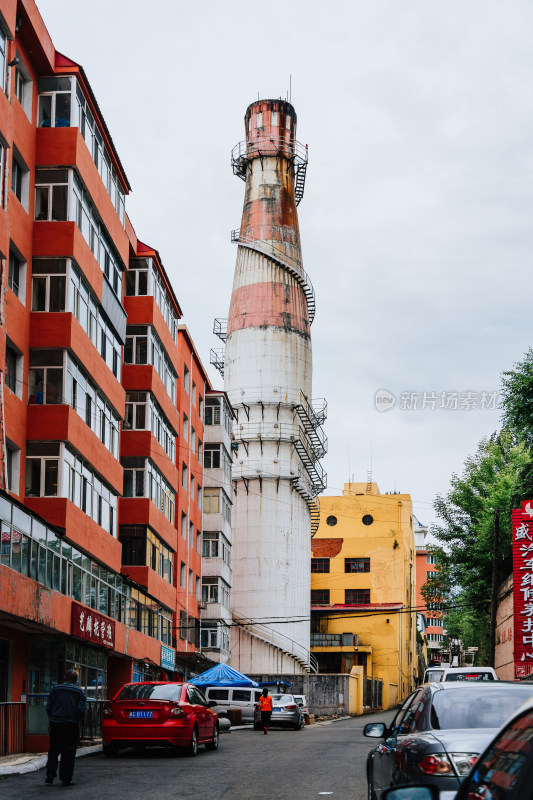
[206,724,219,751]
[186,726,198,757]
[293,718,302,731]
[103,744,118,758]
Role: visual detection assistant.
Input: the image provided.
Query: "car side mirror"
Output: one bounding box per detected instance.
[364,722,387,738]
[382,786,439,800]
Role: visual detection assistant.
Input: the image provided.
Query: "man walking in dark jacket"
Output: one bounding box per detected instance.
[45,669,87,786]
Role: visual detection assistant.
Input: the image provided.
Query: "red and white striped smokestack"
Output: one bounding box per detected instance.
[224,99,326,675]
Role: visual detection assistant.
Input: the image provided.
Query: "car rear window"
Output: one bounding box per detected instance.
[431,686,532,730]
[425,670,444,682]
[445,672,494,681]
[116,683,183,701]
[272,694,293,703]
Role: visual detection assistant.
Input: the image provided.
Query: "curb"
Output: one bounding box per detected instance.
[0,744,102,777]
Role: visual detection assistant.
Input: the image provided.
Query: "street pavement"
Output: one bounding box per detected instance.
[0,710,396,800]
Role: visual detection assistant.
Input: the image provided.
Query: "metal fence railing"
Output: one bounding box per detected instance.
[363,678,383,710]
[81,700,105,740]
[0,702,25,755]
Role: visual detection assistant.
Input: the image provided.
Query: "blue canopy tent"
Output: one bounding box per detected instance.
[189,663,259,688]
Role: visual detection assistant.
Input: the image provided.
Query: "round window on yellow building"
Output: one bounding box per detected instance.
[362,514,374,526]
[326,515,337,526]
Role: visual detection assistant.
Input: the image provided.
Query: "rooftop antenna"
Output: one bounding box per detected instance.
[348,444,351,486]
[289,74,292,103]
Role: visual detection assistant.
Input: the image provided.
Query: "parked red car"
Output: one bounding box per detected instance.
[101,681,219,757]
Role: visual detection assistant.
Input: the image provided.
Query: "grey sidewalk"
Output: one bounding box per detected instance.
[0,744,102,776]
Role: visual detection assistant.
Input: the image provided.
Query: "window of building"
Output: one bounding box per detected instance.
[271,111,278,126]
[0,26,6,92]
[24,443,60,497]
[196,576,201,600]
[28,349,63,405]
[362,515,374,526]
[345,558,370,573]
[183,365,189,394]
[69,263,120,378]
[201,624,230,651]
[119,526,174,584]
[11,147,29,210]
[192,382,196,407]
[205,397,221,425]
[122,457,174,524]
[311,558,330,573]
[189,521,193,545]
[203,531,231,563]
[8,246,26,301]
[191,427,195,453]
[189,569,194,595]
[180,562,186,588]
[181,512,187,540]
[202,577,230,607]
[125,258,178,342]
[5,340,22,398]
[124,391,175,460]
[197,484,201,509]
[203,488,232,522]
[198,439,202,462]
[427,570,436,581]
[0,138,7,209]
[427,633,443,643]
[256,112,262,127]
[182,462,188,490]
[31,258,66,312]
[196,530,202,555]
[182,413,188,441]
[345,589,370,604]
[204,443,232,478]
[34,168,68,221]
[38,76,72,127]
[14,58,32,119]
[326,515,337,526]
[199,395,203,419]
[5,441,20,494]
[427,554,437,564]
[311,589,330,604]
[179,609,187,639]
[124,325,176,403]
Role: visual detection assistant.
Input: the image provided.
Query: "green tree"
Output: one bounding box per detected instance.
[422,432,531,659]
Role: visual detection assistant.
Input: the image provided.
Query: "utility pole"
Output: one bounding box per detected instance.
[489,507,500,668]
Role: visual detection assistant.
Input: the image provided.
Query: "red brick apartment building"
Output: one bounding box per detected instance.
[0,0,211,751]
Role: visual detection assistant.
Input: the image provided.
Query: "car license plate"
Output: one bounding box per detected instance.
[129,710,153,718]
[273,708,282,712]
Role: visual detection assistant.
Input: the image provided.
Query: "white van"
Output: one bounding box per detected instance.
[423,666,498,683]
[203,686,263,722]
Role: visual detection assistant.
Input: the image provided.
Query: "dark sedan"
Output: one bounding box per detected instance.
[365,681,533,799]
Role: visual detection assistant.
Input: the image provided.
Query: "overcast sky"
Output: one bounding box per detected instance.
[36,0,533,528]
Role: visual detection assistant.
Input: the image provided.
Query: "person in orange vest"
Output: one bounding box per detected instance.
[258,688,273,734]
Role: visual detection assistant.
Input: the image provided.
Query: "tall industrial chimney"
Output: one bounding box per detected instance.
[223,99,327,674]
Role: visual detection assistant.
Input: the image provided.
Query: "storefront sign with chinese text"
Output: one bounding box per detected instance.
[513,502,533,678]
[71,602,115,649]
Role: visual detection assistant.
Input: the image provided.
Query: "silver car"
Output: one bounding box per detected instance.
[254,693,303,730]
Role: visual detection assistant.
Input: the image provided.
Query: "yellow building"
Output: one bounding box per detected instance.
[311,482,417,707]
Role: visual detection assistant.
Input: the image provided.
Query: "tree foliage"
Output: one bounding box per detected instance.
[422,431,531,660]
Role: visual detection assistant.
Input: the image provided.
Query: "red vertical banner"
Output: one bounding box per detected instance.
[513,503,533,678]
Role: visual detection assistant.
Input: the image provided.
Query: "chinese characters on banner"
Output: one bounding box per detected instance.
[513,503,533,678]
[71,602,115,649]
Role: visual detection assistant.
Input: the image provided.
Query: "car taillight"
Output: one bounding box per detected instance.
[169,703,186,718]
[418,754,452,775]
[450,753,479,776]
[102,703,113,717]
[285,704,297,710]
